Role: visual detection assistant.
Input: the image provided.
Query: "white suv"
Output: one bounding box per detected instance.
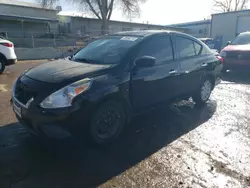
[0,37,17,73]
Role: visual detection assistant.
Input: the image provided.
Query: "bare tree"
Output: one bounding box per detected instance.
[39,0,146,34]
[37,0,57,9]
[213,0,249,12]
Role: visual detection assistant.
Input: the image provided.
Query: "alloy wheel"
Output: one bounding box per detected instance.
[201,80,212,101]
[95,108,121,139]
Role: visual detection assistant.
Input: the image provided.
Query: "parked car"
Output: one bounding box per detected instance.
[199,38,215,49]
[0,38,17,73]
[220,31,250,71]
[11,30,223,145]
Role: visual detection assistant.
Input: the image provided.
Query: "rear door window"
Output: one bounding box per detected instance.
[194,42,202,55]
[137,35,173,65]
[175,37,196,58]
[175,36,202,58]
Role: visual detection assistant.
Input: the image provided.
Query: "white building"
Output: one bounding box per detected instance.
[211,9,250,47]
[168,20,211,38]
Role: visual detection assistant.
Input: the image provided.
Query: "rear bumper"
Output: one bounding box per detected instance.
[224,59,250,69]
[5,59,17,66]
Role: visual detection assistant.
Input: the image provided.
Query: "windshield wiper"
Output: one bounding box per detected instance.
[73,58,95,64]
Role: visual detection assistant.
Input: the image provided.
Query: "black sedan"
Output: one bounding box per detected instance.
[11,30,223,145]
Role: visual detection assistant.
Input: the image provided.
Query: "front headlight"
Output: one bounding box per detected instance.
[220,51,227,57]
[40,78,92,109]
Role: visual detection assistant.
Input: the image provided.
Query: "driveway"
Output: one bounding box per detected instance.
[0,61,250,188]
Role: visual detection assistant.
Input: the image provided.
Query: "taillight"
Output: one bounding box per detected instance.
[0,43,13,47]
[216,55,224,64]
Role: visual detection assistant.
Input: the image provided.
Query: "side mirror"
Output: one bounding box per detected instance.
[227,41,231,45]
[66,55,73,60]
[135,56,155,68]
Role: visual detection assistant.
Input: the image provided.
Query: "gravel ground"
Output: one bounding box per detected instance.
[0,61,250,188]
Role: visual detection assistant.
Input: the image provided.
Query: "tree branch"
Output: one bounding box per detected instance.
[213,0,249,12]
[107,0,114,20]
[235,0,240,11]
[86,0,101,19]
[96,0,104,18]
[240,0,249,9]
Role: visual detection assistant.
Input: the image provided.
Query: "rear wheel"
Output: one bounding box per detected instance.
[88,100,126,145]
[0,59,5,74]
[192,79,213,105]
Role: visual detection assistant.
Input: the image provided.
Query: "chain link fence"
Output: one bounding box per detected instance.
[0,31,82,48]
[0,27,153,48]
[0,28,128,48]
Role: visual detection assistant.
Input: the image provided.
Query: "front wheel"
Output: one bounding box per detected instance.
[192,79,213,105]
[0,59,5,74]
[88,100,126,145]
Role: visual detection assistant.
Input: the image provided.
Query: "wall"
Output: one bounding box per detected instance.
[59,16,184,36]
[185,24,211,38]
[0,19,58,37]
[0,4,58,19]
[211,10,250,47]
[0,4,59,36]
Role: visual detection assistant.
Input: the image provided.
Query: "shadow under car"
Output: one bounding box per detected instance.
[0,100,217,188]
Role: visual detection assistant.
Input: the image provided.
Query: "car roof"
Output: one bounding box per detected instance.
[109,30,203,45]
[0,38,11,43]
[239,31,250,35]
[199,38,213,40]
[114,30,191,38]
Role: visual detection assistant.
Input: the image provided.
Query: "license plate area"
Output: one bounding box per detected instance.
[13,101,22,118]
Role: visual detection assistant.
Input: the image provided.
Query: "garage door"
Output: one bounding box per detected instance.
[237,15,250,34]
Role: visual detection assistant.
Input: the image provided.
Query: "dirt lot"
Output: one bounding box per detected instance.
[0,61,250,188]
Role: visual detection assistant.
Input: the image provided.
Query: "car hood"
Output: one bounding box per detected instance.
[25,59,112,84]
[223,44,250,51]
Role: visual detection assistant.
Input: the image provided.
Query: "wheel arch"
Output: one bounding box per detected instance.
[0,53,7,61]
[202,74,215,89]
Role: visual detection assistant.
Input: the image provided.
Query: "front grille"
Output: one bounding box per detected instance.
[15,80,37,105]
[226,51,250,60]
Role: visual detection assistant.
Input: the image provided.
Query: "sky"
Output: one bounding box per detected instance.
[59,0,215,25]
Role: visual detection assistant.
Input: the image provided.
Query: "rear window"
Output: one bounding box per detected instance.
[232,33,250,45]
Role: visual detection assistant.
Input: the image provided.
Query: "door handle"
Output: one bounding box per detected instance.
[169,70,177,74]
[202,63,208,67]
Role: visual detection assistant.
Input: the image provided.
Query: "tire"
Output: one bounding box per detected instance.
[88,100,126,145]
[222,66,227,73]
[0,59,5,74]
[192,78,213,105]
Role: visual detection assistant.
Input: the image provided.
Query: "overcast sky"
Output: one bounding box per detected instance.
[53,0,250,25]
[112,0,214,24]
[60,0,214,25]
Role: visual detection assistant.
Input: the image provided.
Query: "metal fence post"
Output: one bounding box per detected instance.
[32,33,34,48]
[53,32,56,46]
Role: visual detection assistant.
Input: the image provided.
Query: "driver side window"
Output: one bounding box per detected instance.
[137,35,173,65]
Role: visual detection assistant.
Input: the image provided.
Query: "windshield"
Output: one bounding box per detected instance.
[200,39,214,45]
[232,33,250,45]
[73,36,141,64]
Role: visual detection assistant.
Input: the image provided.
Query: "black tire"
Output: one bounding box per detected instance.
[88,100,126,145]
[0,59,5,74]
[192,78,213,105]
[222,66,228,73]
